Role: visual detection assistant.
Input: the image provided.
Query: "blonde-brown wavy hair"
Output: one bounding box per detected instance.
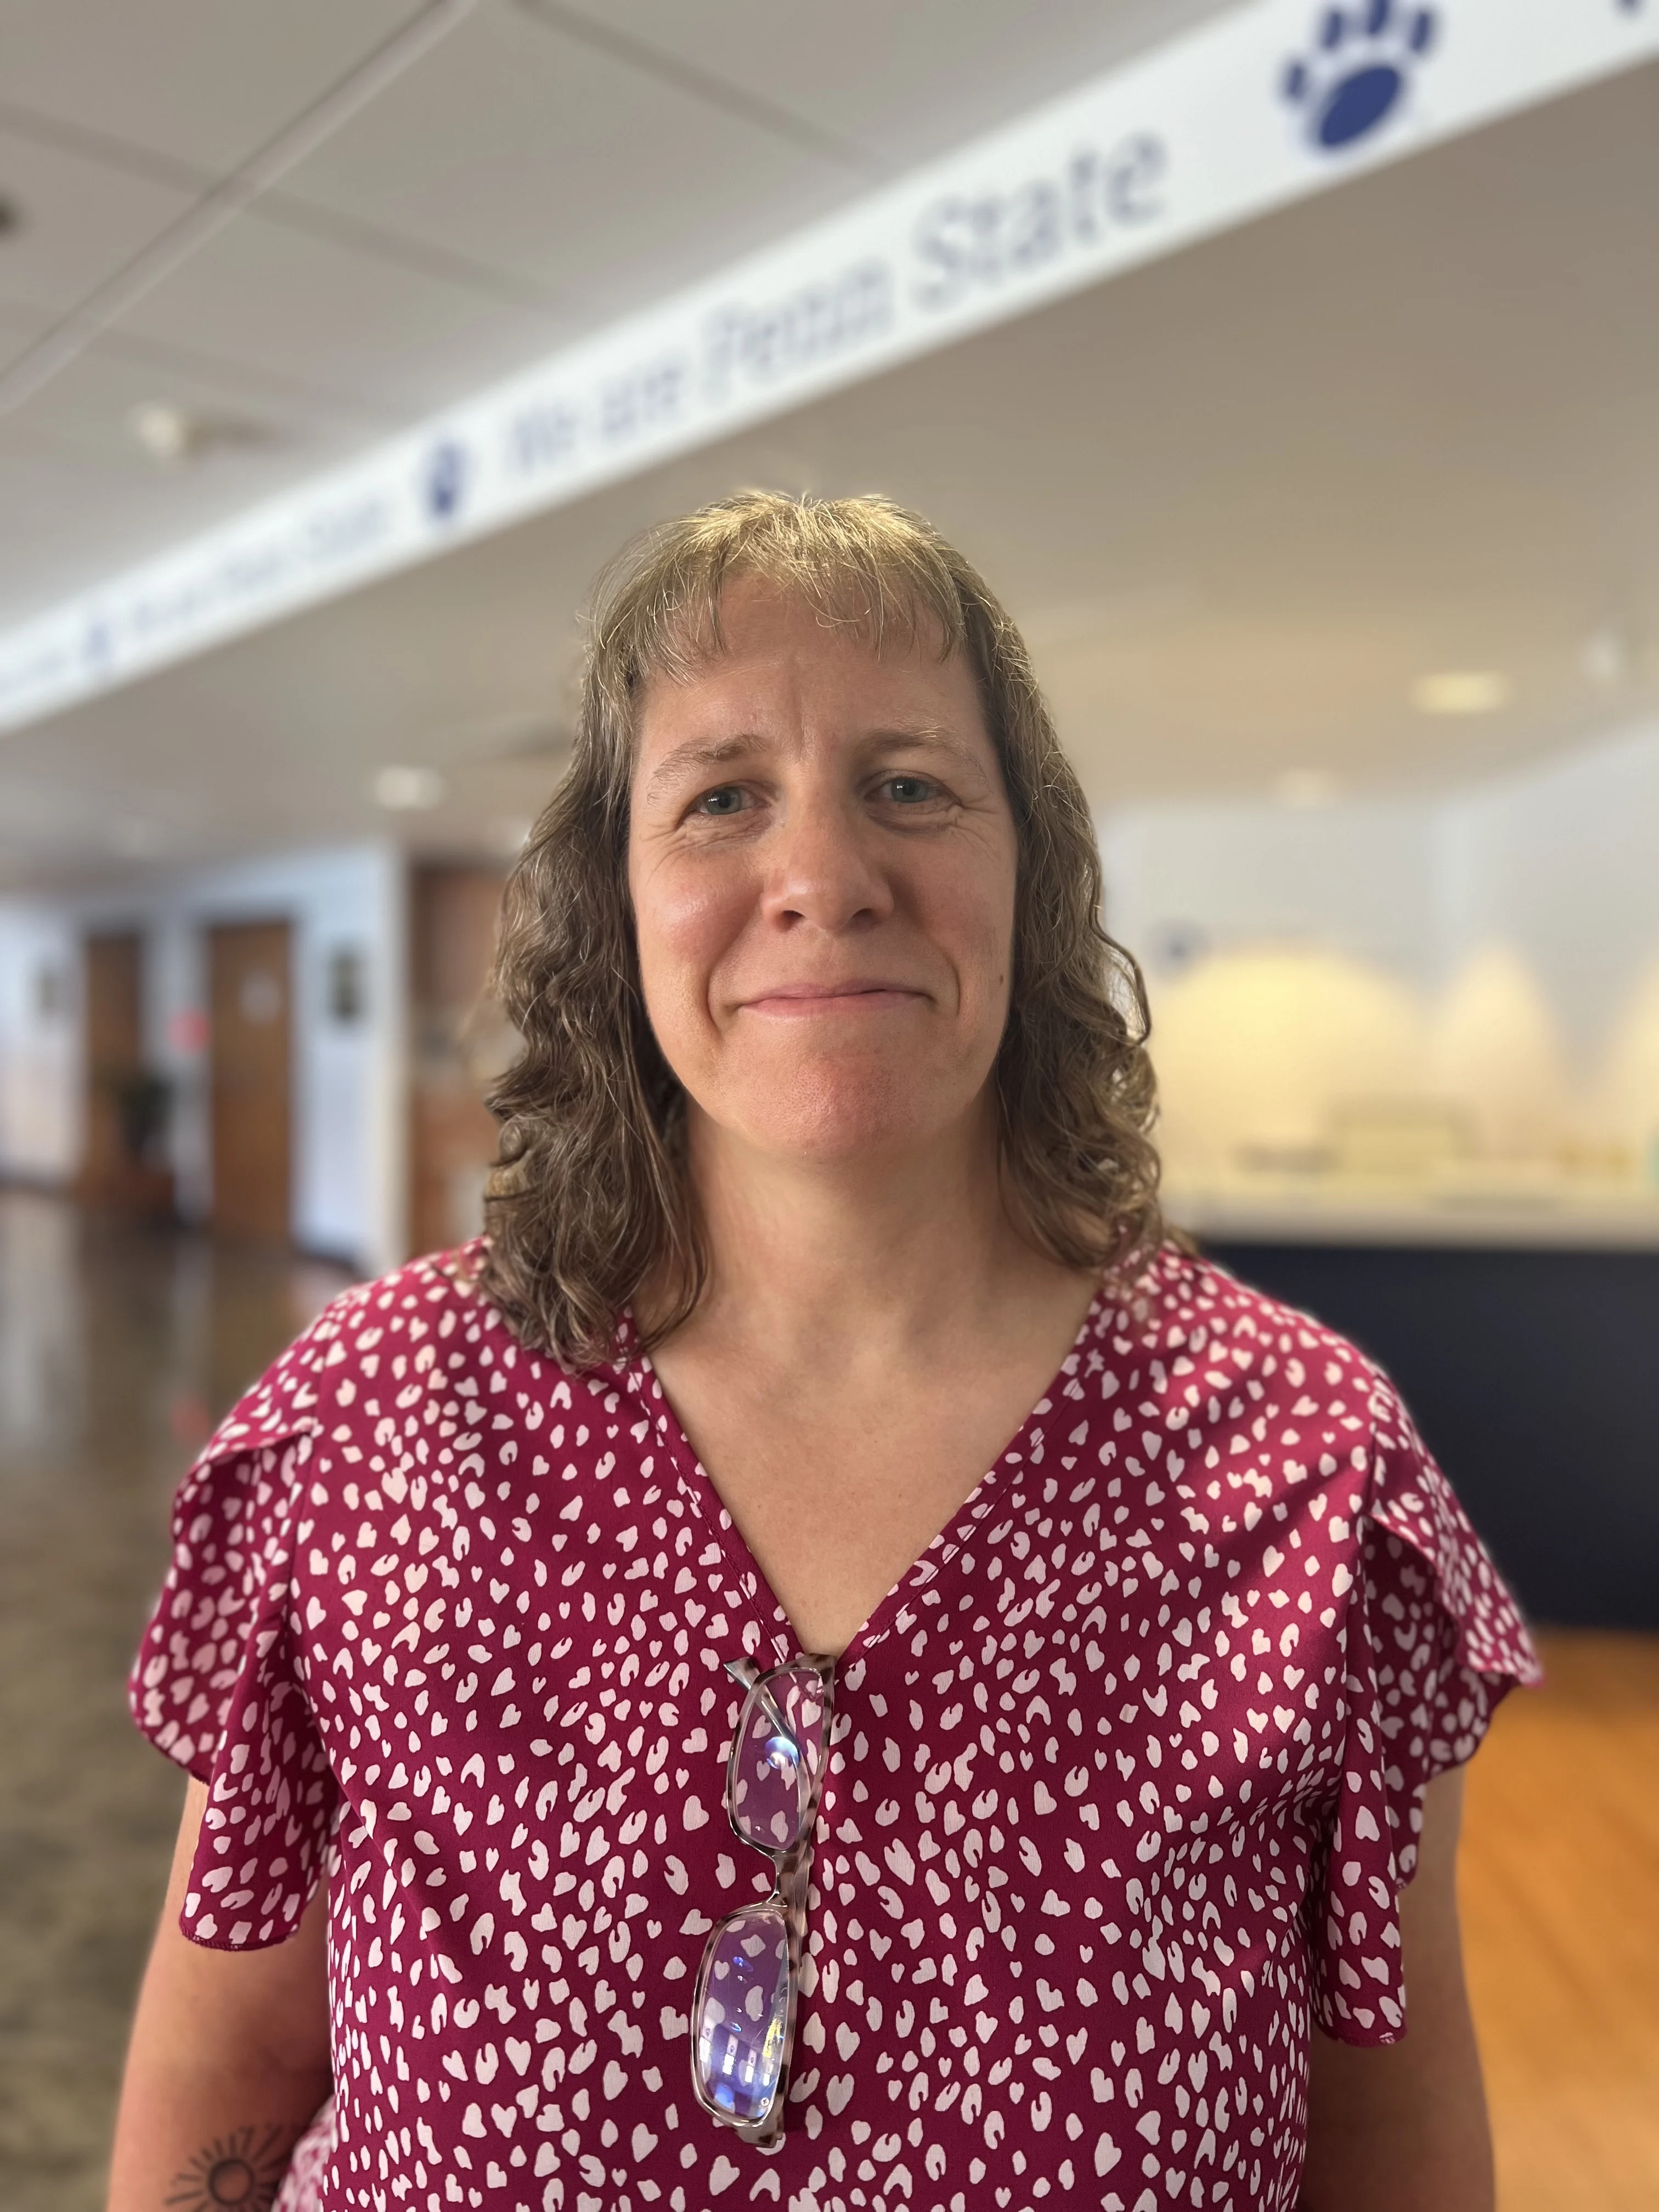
[481,490,1161,1367]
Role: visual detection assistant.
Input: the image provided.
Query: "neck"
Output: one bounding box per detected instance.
[672,1097,1032,1363]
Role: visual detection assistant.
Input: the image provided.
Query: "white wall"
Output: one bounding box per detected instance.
[1100,798,1442,986]
[0,901,81,1182]
[30,841,408,1275]
[1101,718,1659,1188]
[1437,720,1659,1063]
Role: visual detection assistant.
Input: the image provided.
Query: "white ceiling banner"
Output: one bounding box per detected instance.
[2,0,1655,733]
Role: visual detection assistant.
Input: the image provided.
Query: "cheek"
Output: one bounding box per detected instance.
[926,848,1018,1012]
[629,852,747,1027]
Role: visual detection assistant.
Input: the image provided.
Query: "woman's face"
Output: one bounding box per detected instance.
[628,579,1019,1165]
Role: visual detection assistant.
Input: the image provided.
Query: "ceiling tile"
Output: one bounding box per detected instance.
[0,121,196,318]
[276,3,860,321]
[119,211,568,416]
[537,0,1242,168]
[0,0,427,174]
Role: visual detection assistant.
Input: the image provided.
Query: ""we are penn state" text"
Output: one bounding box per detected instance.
[501,131,1169,480]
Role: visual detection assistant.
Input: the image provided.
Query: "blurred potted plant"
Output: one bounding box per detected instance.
[100,1067,176,1217]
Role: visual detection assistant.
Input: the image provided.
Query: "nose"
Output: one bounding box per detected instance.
[759,789,893,934]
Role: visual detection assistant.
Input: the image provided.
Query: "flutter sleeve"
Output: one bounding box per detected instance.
[1311,1369,1542,2044]
[129,1317,340,1950]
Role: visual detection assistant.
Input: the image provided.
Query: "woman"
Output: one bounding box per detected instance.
[112,492,1536,2212]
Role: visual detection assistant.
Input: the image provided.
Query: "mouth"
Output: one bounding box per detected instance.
[738,983,928,1018]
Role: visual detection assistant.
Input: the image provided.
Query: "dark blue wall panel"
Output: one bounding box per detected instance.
[1206,1243,1659,1630]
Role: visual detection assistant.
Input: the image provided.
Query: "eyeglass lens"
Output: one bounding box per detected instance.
[694,1901,791,2123]
[728,1667,830,1853]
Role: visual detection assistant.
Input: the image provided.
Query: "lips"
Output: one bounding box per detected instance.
[738,982,926,1015]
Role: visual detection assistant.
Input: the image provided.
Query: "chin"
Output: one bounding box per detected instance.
[723,1055,985,1163]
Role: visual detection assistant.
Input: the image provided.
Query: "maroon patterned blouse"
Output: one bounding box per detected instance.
[131,1241,1538,2212]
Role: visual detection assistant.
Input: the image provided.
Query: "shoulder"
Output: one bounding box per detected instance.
[196,1240,588,1469]
[1108,1242,1395,1417]
[1093,1242,1425,1518]
[1093,1245,1539,1691]
[319,1237,502,1353]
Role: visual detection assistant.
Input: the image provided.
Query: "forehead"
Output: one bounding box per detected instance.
[633,578,989,753]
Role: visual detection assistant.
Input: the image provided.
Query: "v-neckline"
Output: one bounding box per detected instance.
[624,1276,1115,1664]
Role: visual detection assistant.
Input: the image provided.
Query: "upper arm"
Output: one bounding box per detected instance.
[109,1781,332,2212]
[1299,1768,1494,2212]
[136,1776,332,2081]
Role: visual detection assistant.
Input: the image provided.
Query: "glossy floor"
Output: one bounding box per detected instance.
[0,1190,1653,2211]
[0,1192,351,2212]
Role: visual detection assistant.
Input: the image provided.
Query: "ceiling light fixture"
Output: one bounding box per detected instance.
[129,403,210,463]
[128,401,272,464]
[373,764,447,811]
[1273,769,1341,810]
[1409,669,1510,716]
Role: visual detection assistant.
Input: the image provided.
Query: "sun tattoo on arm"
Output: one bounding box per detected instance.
[163,2125,298,2211]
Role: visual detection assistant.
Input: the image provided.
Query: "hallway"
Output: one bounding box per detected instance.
[0,1192,351,2212]
[0,1189,1654,2210]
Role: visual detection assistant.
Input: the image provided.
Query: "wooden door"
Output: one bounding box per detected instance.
[409,864,509,1254]
[81,931,144,1200]
[209,920,293,1242]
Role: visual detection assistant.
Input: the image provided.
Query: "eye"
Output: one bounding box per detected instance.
[690,785,747,817]
[881,774,939,805]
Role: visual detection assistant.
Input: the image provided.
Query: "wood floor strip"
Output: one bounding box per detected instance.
[1460,1632,1659,2212]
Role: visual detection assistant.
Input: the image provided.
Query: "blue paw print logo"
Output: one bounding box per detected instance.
[1282,2,1438,151]
[423,438,469,523]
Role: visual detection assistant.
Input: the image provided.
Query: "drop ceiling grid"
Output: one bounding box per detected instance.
[0,3,455,630]
[2,2,1658,893]
[0,122,197,319]
[0,0,427,174]
[543,0,1242,166]
[269,3,862,319]
[0,367,385,620]
[0,0,1261,645]
[6,51,1659,889]
[114,211,568,415]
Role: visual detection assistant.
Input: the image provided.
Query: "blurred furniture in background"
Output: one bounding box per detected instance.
[1149,938,1659,1211]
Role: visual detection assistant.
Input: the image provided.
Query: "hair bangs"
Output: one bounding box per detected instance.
[594,492,970,701]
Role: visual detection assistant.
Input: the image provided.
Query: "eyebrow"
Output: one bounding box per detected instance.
[641,725,984,805]
[641,735,757,804]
